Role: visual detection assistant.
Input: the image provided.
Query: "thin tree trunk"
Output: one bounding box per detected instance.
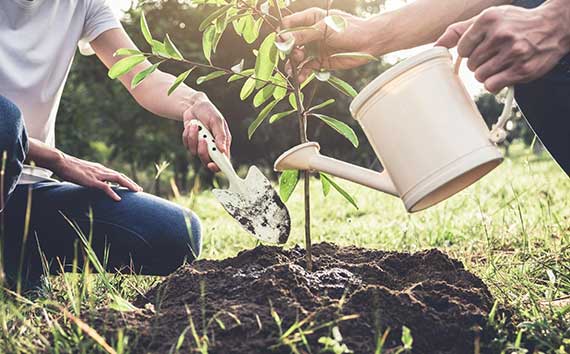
[303,171,312,271]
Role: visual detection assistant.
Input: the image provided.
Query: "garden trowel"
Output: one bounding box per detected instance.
[191,120,290,244]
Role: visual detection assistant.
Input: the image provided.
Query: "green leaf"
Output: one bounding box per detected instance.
[140,12,153,45]
[241,15,254,41]
[196,70,226,85]
[320,173,331,196]
[212,23,224,54]
[202,25,216,63]
[253,85,276,108]
[151,39,169,57]
[255,33,278,83]
[272,73,288,100]
[114,48,142,57]
[233,15,248,36]
[279,170,299,202]
[312,114,359,148]
[108,54,146,79]
[330,52,378,62]
[324,15,348,33]
[248,100,279,139]
[289,92,304,110]
[300,72,315,89]
[228,68,254,82]
[109,294,138,313]
[320,173,358,209]
[168,68,195,96]
[308,99,335,112]
[328,76,358,98]
[131,61,161,89]
[243,17,263,44]
[401,326,413,349]
[199,4,232,32]
[240,76,256,100]
[164,34,184,60]
[269,110,295,123]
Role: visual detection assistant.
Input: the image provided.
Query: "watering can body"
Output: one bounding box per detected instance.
[275,48,511,213]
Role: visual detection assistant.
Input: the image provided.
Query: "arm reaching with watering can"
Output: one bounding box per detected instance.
[283,0,570,92]
[282,0,512,81]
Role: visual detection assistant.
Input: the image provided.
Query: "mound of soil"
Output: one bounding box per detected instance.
[93,243,500,353]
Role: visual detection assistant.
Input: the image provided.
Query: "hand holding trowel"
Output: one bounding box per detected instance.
[191,120,290,244]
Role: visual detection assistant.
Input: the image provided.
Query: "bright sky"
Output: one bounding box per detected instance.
[113,0,484,96]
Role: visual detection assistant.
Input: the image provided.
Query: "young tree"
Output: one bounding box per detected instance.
[110,0,376,270]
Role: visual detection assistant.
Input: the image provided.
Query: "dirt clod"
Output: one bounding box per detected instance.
[92,243,500,353]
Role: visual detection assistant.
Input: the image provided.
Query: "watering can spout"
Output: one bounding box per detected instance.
[274,143,399,197]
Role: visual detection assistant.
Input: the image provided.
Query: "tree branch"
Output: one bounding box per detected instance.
[149,54,291,90]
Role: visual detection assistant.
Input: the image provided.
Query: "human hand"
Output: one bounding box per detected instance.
[281,8,379,81]
[182,92,232,173]
[436,3,570,93]
[51,154,142,201]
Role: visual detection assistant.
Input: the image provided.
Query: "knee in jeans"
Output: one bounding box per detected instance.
[0,96,26,155]
[161,210,203,272]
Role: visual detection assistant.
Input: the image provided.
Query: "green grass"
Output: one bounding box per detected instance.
[1,143,569,353]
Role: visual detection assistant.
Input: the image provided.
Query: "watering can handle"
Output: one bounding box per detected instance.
[454,57,515,144]
[190,120,242,187]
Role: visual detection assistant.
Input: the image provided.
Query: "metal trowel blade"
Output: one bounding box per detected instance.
[213,166,290,244]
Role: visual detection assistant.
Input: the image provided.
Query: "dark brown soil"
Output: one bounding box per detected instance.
[92,243,501,353]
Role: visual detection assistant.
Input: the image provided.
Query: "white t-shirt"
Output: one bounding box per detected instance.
[0,0,121,184]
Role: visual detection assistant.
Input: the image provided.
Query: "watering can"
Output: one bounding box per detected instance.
[274,47,514,213]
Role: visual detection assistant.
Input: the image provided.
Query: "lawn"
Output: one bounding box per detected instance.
[1,143,569,353]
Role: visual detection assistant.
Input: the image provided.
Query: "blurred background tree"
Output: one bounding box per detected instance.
[57,0,536,196]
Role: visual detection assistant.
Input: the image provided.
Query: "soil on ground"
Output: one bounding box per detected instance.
[92,243,503,353]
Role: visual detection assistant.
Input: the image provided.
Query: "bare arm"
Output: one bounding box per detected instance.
[283,0,512,78]
[367,0,513,56]
[90,28,197,121]
[27,137,141,201]
[90,28,232,172]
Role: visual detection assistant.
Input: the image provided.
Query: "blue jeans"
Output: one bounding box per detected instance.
[0,95,202,286]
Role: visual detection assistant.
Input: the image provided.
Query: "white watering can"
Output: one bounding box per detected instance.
[274,47,514,213]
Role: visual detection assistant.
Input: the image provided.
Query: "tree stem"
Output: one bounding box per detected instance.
[290,62,313,271]
[303,171,312,272]
[152,55,291,90]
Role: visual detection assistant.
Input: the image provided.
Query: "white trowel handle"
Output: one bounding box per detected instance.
[190,120,241,186]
